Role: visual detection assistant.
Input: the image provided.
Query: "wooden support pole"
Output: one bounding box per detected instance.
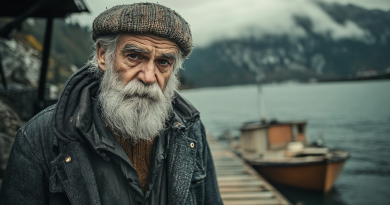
[37,17,53,111]
[0,51,6,89]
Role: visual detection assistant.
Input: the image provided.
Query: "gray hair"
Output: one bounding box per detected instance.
[86,33,184,78]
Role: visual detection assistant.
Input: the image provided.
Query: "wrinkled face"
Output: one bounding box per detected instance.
[95,34,181,141]
[97,34,179,89]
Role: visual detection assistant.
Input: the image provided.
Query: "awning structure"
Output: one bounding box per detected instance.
[0,0,88,18]
[0,0,89,113]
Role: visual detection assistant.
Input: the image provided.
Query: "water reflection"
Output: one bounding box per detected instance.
[271,183,347,205]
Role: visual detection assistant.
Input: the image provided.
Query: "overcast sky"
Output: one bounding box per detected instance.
[71,0,390,47]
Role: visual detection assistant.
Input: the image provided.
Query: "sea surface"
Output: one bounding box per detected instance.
[180,80,390,205]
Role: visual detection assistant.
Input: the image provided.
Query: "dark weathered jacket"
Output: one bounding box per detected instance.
[0,66,223,205]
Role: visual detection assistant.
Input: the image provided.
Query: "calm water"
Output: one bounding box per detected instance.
[180,80,390,205]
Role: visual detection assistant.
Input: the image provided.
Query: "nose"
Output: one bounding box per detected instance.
[138,61,156,85]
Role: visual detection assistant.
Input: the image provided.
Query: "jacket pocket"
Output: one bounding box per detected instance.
[49,155,65,193]
[188,163,206,205]
[187,174,205,205]
[190,171,205,188]
[49,170,65,193]
[191,166,206,181]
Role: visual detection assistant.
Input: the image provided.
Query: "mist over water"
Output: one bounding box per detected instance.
[180,80,390,205]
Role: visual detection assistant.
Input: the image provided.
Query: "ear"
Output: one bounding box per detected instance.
[97,43,106,71]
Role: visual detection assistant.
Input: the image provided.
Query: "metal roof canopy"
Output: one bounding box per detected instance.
[0,0,89,114]
[0,0,88,18]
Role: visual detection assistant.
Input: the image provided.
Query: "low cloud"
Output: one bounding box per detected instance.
[72,0,384,47]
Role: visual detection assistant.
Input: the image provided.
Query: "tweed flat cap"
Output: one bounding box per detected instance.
[92,3,192,57]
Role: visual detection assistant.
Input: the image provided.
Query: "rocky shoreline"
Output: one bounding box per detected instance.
[0,99,24,188]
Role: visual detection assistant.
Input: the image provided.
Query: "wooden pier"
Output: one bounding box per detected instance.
[207,133,292,205]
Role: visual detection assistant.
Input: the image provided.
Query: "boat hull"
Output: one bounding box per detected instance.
[251,159,347,193]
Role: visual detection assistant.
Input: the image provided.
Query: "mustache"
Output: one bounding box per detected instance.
[111,76,165,102]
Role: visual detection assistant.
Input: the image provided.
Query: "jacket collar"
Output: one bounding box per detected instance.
[170,92,200,131]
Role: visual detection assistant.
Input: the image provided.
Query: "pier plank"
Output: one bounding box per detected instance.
[222,191,274,197]
[218,181,264,187]
[217,175,257,181]
[207,132,292,205]
[224,200,286,205]
[219,187,266,192]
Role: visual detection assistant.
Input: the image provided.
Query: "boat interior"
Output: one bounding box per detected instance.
[232,120,349,164]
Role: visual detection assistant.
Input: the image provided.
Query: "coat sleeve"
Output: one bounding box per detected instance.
[0,130,49,204]
[200,122,224,205]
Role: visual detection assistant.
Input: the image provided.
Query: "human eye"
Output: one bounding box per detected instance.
[128,53,139,60]
[157,59,172,73]
[159,59,170,65]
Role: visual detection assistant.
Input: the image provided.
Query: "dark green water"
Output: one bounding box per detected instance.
[180,80,390,205]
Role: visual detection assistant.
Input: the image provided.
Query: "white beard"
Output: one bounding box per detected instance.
[97,64,179,143]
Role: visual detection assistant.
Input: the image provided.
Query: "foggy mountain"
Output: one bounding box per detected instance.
[1,2,389,90]
[181,3,390,87]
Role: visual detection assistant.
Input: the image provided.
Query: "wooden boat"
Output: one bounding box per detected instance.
[230,120,349,193]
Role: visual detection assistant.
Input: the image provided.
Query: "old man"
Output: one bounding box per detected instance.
[0,3,223,205]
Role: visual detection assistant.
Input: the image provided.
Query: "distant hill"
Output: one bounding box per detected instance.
[181,3,390,87]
